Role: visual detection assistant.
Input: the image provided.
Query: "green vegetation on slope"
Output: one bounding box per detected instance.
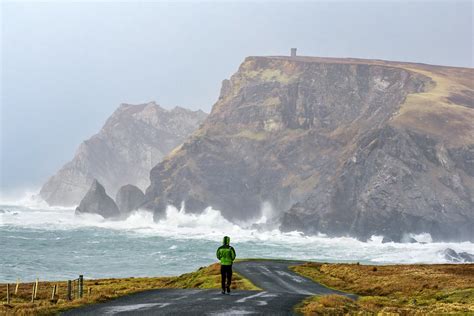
[392,65,474,147]
[291,262,474,315]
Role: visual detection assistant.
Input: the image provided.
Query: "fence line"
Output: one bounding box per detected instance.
[3,275,85,305]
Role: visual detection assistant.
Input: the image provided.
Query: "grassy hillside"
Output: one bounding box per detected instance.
[394,65,473,147]
[291,262,474,315]
[0,263,258,315]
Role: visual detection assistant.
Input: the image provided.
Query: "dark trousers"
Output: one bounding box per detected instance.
[220,264,232,291]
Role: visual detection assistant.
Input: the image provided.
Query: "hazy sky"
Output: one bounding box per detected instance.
[1,0,473,196]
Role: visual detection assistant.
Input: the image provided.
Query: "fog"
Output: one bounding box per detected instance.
[1,0,472,195]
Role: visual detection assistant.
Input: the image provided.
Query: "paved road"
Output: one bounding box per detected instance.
[63,260,355,315]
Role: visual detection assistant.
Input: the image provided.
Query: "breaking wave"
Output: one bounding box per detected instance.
[1,198,473,266]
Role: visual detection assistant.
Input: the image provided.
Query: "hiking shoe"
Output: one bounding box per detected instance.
[226,287,231,294]
[221,290,226,295]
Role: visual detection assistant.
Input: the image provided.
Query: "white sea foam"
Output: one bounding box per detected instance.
[0,189,73,211]
[1,199,473,264]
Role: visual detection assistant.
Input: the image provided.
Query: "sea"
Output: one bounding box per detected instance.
[1,193,473,282]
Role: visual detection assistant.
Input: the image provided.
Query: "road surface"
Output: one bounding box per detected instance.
[63,260,355,315]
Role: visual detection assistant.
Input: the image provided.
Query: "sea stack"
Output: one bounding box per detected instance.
[115,184,145,216]
[75,179,120,219]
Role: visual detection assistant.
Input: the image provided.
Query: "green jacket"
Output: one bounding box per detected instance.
[216,236,236,266]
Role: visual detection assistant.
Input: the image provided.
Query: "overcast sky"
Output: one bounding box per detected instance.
[1,0,473,196]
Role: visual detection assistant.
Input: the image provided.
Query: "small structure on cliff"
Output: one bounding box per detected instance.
[291,48,297,57]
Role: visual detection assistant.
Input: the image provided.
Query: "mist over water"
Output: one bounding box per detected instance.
[1,193,473,282]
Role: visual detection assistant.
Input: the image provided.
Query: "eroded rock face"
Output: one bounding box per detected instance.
[281,127,474,242]
[115,184,145,215]
[75,180,120,218]
[40,102,207,206]
[143,58,419,216]
[143,56,474,242]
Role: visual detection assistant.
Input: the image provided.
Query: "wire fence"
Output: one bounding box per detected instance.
[2,275,86,306]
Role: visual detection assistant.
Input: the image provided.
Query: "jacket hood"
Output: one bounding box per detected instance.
[223,236,230,245]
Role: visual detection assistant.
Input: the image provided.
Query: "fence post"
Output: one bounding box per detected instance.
[51,284,57,300]
[78,275,84,298]
[34,278,39,299]
[72,279,75,299]
[67,280,72,301]
[15,279,19,295]
[31,283,35,302]
[6,284,10,304]
[88,287,92,296]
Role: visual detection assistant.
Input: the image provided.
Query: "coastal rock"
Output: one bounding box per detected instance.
[459,252,474,262]
[75,179,120,218]
[40,102,207,206]
[144,57,429,220]
[441,248,474,263]
[115,184,145,215]
[280,125,474,242]
[143,56,474,242]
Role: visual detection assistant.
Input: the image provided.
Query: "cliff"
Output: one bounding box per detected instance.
[40,102,207,206]
[143,56,474,242]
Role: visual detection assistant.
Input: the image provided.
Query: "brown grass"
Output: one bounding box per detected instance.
[0,263,258,316]
[297,294,359,315]
[292,262,474,315]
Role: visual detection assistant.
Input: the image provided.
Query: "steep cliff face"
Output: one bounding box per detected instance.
[279,60,474,242]
[281,126,474,241]
[40,102,207,206]
[144,56,474,241]
[146,57,472,236]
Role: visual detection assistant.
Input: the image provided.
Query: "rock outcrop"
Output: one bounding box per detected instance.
[441,248,474,263]
[143,56,474,242]
[281,125,474,242]
[40,102,207,206]
[115,184,145,215]
[75,179,120,218]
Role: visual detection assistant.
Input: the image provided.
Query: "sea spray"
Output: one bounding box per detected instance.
[1,201,473,282]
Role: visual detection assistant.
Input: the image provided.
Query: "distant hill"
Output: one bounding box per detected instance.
[143,56,473,242]
[40,102,207,206]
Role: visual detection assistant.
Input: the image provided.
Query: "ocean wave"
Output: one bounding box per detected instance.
[1,202,473,264]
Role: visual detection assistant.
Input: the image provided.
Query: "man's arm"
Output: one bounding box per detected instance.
[230,246,236,261]
[216,246,222,260]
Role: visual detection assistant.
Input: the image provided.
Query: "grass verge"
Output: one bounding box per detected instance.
[0,263,258,315]
[291,262,474,315]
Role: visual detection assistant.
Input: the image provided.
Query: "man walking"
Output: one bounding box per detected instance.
[216,236,236,294]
